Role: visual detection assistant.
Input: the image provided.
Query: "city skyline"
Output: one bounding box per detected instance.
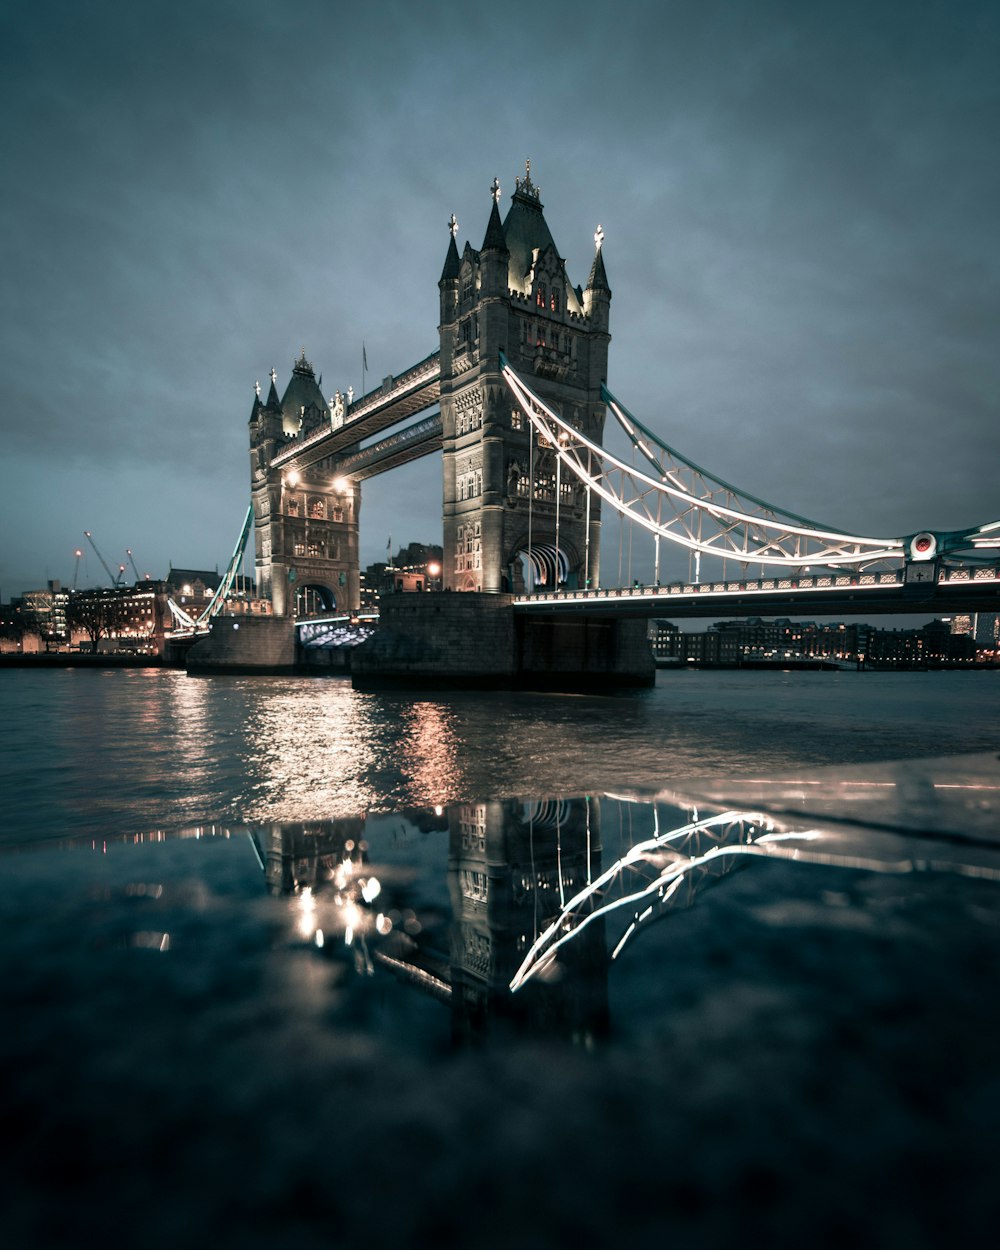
[3,0,998,596]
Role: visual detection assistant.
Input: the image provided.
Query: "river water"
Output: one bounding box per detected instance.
[3,666,999,844]
[2,667,999,1248]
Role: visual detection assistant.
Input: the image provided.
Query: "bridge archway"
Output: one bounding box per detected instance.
[511,543,571,593]
[294,582,337,617]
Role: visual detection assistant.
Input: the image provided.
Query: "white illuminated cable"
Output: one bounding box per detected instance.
[502,366,904,564]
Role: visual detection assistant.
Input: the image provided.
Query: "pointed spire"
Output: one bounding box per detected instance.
[249,379,263,423]
[586,224,611,294]
[265,366,281,411]
[440,212,461,282]
[481,176,508,253]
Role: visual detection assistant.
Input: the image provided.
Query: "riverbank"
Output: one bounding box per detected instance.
[0,651,174,669]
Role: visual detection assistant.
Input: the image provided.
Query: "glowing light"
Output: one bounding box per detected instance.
[360,876,381,903]
[333,476,349,493]
[296,887,317,938]
[286,470,301,487]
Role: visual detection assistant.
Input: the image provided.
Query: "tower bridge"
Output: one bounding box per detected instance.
[181,163,997,682]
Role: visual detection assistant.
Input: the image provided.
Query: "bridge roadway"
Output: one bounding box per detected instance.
[513,564,1000,619]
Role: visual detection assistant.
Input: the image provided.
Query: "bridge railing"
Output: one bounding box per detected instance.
[514,564,999,606]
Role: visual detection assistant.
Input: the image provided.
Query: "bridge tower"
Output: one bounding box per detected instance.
[248,352,361,617]
[438,165,611,592]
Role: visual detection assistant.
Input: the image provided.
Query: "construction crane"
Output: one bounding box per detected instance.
[72,548,84,590]
[83,531,123,587]
[126,549,141,582]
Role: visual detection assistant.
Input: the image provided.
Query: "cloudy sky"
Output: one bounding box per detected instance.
[2,0,997,596]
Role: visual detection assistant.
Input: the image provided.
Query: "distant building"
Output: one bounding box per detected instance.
[868,619,977,666]
[647,619,681,660]
[16,581,70,648]
[365,543,443,597]
[164,567,220,610]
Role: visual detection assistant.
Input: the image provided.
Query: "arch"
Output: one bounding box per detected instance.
[294,582,337,617]
[511,542,570,593]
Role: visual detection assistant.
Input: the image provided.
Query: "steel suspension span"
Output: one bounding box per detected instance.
[167,505,254,633]
[500,355,1000,573]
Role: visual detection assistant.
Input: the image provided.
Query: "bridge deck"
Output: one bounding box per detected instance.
[514,566,1000,618]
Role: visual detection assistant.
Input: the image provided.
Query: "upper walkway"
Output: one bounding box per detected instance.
[271,351,441,474]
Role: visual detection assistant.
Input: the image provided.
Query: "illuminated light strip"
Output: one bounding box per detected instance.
[511,577,957,607]
[193,505,254,626]
[606,387,1000,565]
[166,597,197,628]
[510,811,767,990]
[511,835,962,992]
[604,392,833,532]
[502,364,905,564]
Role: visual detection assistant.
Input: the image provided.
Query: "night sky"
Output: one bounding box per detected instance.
[2,0,998,597]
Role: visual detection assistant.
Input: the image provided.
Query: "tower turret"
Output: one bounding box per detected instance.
[438,164,610,594]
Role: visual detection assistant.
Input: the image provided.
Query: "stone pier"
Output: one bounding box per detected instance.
[186,615,296,675]
[350,593,654,691]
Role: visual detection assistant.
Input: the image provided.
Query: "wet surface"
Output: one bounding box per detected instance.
[3,755,1000,1247]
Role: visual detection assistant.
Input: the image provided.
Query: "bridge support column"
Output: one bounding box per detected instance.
[351,595,653,690]
[186,615,296,675]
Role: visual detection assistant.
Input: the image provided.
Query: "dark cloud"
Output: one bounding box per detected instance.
[1,0,997,592]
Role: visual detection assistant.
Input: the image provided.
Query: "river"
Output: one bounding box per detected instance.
[2,666,999,845]
[2,666,999,1248]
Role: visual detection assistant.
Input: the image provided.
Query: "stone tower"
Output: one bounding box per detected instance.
[438,165,611,593]
[248,352,361,617]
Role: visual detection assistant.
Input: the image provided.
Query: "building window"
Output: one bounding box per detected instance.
[550,288,560,313]
[536,284,546,308]
[332,507,344,523]
[286,497,300,516]
[309,498,324,519]
[511,410,522,430]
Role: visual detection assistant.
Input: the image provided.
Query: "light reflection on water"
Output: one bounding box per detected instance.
[8,756,999,1049]
[3,669,999,1246]
[2,666,999,845]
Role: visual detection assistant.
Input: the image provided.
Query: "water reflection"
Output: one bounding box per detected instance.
[251,798,610,1044]
[10,754,1000,1051]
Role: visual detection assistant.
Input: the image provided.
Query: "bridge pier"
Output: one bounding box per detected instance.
[186,615,296,675]
[350,594,654,691]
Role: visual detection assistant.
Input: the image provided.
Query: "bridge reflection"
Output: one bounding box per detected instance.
[19,754,1000,1049]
